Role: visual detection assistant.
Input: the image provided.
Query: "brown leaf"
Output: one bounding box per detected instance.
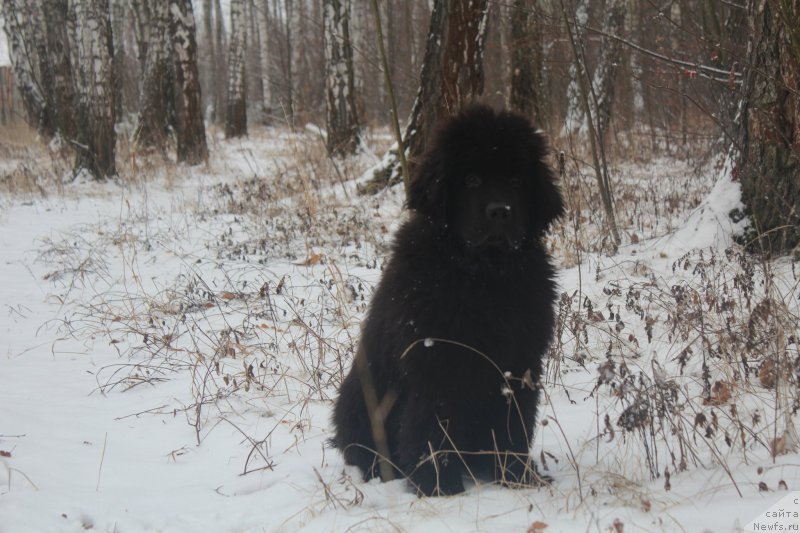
[771,431,790,456]
[759,481,768,492]
[704,380,732,405]
[612,518,624,533]
[299,253,323,266]
[759,360,776,389]
[527,521,548,533]
[220,291,236,300]
[0,450,11,458]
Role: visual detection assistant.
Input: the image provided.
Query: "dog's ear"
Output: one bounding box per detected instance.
[406,147,446,219]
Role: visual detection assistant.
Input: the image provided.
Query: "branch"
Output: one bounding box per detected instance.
[583,24,742,83]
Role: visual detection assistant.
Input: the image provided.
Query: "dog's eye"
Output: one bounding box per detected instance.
[466,175,482,189]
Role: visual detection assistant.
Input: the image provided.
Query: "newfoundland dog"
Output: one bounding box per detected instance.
[332,105,564,496]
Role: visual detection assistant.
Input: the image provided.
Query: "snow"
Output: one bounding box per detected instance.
[1,128,799,532]
[0,16,8,67]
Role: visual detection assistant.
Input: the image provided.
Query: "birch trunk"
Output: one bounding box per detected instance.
[225,0,248,138]
[169,0,208,164]
[323,0,360,155]
[70,0,116,179]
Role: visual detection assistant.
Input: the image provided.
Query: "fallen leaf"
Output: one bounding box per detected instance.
[527,521,548,533]
[299,253,323,266]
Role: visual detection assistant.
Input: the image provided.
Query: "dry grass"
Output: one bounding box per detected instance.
[23,123,800,516]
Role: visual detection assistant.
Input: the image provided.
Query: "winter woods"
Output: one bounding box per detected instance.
[0,0,798,253]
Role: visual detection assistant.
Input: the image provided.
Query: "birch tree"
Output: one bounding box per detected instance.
[214,0,227,123]
[43,0,77,141]
[225,0,247,138]
[169,0,208,164]
[323,0,359,155]
[590,0,625,140]
[365,0,490,193]
[256,0,271,117]
[735,0,800,255]
[134,0,172,149]
[508,0,543,120]
[70,0,116,179]
[563,0,587,136]
[2,0,49,135]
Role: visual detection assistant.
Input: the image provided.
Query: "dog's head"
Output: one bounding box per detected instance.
[408,105,564,252]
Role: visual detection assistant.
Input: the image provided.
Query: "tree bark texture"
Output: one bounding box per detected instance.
[407,0,489,165]
[591,0,625,139]
[135,0,173,149]
[2,0,49,135]
[70,0,116,179]
[737,0,800,255]
[563,0,587,135]
[225,0,247,138]
[362,0,489,194]
[42,0,77,140]
[214,0,227,124]
[323,0,360,156]
[256,0,271,116]
[508,0,543,121]
[169,0,209,164]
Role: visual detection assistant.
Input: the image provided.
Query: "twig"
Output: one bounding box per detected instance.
[96,432,108,492]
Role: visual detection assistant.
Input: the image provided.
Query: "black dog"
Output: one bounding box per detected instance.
[332,105,564,496]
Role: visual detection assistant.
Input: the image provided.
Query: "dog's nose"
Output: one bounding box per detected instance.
[486,202,511,220]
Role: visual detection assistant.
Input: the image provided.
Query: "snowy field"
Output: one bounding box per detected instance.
[1,128,799,532]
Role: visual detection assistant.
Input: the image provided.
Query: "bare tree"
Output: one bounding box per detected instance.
[2,0,49,135]
[255,0,272,118]
[562,0,587,136]
[70,0,116,179]
[134,0,172,149]
[735,0,800,255]
[508,0,543,120]
[213,0,227,124]
[323,0,360,155]
[590,0,625,140]
[225,0,247,138]
[201,0,216,121]
[561,0,620,249]
[169,0,208,164]
[365,0,490,193]
[42,0,77,140]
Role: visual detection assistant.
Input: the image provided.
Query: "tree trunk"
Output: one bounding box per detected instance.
[362,0,490,194]
[256,0,272,118]
[70,0,116,179]
[134,0,172,149]
[2,0,49,135]
[169,0,209,164]
[110,0,126,120]
[407,0,489,162]
[323,0,360,155]
[214,0,227,124]
[736,0,800,255]
[201,0,215,121]
[508,0,543,121]
[225,0,248,138]
[590,0,625,140]
[43,0,77,140]
[563,0,587,136]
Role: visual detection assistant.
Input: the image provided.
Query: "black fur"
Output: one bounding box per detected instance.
[332,105,564,496]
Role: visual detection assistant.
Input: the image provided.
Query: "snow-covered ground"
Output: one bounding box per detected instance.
[2,128,799,532]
